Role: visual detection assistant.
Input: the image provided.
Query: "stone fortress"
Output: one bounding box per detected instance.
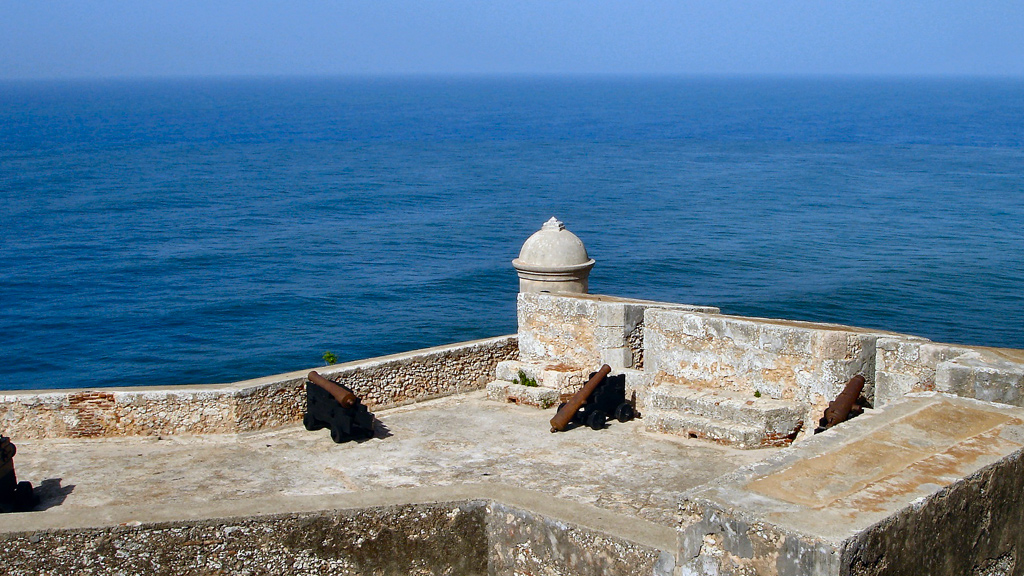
[2,218,1024,575]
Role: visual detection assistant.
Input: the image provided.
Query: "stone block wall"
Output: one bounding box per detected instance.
[642,310,908,421]
[322,336,517,409]
[487,501,669,576]
[516,292,717,372]
[1,499,668,576]
[674,394,1024,576]
[513,294,1024,419]
[874,338,976,406]
[0,336,517,439]
[875,339,1024,408]
[1,502,491,576]
[841,448,1024,576]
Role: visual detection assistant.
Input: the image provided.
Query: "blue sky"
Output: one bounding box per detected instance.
[2,1,1022,79]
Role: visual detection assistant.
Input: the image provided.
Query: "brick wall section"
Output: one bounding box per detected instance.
[66,392,116,438]
[0,336,517,439]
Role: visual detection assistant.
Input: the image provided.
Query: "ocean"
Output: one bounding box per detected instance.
[1,77,1022,391]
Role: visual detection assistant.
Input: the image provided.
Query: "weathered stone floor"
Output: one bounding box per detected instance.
[10,390,775,531]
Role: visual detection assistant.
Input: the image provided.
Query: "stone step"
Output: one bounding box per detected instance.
[646,383,807,433]
[495,360,588,393]
[643,409,796,449]
[485,380,559,409]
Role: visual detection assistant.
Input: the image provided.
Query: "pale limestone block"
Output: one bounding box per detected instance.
[601,347,633,370]
[721,319,759,347]
[595,302,626,327]
[594,325,628,349]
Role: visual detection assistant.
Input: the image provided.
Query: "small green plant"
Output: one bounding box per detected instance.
[323,351,338,365]
[753,390,762,398]
[514,369,538,387]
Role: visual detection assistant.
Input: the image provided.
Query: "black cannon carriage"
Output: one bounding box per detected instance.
[1,435,35,513]
[303,371,376,443]
[553,366,636,431]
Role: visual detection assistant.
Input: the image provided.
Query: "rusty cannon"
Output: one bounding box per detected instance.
[1,435,35,513]
[304,371,376,443]
[550,365,636,432]
[815,374,867,433]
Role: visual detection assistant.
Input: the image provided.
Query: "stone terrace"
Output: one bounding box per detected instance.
[8,391,772,532]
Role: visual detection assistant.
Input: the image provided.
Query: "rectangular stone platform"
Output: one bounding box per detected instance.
[677,392,1024,576]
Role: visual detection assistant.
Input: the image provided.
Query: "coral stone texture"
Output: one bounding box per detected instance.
[4,286,1024,575]
[0,336,516,439]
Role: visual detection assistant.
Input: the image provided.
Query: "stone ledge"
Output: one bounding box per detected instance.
[0,335,518,439]
[0,486,674,576]
[676,393,1024,575]
[486,380,560,409]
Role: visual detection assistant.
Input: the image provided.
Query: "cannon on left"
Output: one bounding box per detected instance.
[304,371,376,443]
[1,435,36,513]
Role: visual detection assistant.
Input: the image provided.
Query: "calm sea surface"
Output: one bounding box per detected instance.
[1,77,1022,391]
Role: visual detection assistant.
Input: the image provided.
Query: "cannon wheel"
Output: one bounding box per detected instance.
[587,410,607,430]
[330,424,347,444]
[303,413,324,431]
[615,402,635,423]
[13,481,34,512]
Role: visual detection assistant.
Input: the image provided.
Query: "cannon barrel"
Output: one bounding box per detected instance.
[307,371,358,409]
[550,364,613,432]
[822,374,865,429]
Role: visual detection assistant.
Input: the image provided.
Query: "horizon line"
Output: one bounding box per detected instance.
[3,71,1024,83]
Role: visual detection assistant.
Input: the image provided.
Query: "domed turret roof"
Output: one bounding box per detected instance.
[513,217,595,272]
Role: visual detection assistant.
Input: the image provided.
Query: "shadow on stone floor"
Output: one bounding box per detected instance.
[32,478,74,511]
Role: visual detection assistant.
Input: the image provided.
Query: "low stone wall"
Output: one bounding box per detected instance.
[487,501,669,576]
[841,449,1024,576]
[875,338,1024,407]
[642,310,916,422]
[323,336,517,410]
[517,292,717,371]
[1,502,490,576]
[1,499,668,576]
[0,335,517,439]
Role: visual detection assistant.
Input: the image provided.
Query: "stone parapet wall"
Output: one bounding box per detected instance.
[0,335,517,439]
[0,498,667,576]
[841,448,1024,576]
[1,502,491,576]
[642,310,916,423]
[876,338,1024,407]
[874,338,976,406]
[514,293,1024,419]
[322,336,517,409]
[517,292,717,372]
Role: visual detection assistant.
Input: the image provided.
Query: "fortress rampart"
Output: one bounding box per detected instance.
[2,218,1023,576]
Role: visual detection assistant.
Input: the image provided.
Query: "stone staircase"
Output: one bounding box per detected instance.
[643,383,808,449]
[485,360,588,409]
